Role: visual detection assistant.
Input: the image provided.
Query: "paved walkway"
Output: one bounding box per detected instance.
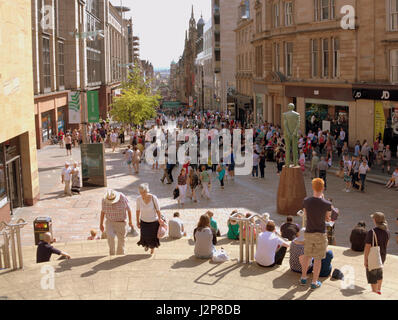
[9,143,398,255]
[0,238,396,300]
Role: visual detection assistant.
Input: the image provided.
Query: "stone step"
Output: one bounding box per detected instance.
[1,237,397,300]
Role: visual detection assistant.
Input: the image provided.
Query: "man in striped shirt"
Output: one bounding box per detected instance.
[100,190,134,255]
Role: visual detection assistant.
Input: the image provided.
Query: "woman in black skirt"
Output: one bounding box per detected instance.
[136,183,163,254]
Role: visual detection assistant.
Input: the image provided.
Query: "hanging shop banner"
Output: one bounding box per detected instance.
[68,91,81,124]
[374,102,386,141]
[87,91,100,123]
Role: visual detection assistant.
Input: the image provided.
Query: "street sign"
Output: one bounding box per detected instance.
[87,91,100,123]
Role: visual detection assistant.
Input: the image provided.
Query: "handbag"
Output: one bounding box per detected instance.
[151,196,168,239]
[173,187,180,199]
[368,229,383,271]
[212,249,229,263]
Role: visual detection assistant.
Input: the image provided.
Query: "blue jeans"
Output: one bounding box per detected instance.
[252,165,258,177]
[360,174,366,191]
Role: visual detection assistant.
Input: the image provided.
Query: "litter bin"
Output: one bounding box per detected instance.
[33,217,53,245]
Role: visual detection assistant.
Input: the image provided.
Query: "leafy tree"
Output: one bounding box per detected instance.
[110,63,160,125]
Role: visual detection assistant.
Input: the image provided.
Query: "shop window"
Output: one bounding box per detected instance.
[42,112,53,142]
[311,39,319,78]
[390,49,398,83]
[285,2,293,26]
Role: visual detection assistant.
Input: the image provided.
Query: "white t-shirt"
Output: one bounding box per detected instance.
[110,133,118,143]
[359,164,369,175]
[62,167,72,181]
[255,231,286,266]
[136,195,160,223]
[169,217,184,238]
[339,130,346,141]
[253,153,260,166]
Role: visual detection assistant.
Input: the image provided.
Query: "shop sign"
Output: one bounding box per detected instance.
[68,91,81,124]
[87,91,100,123]
[322,120,331,132]
[353,88,398,101]
[374,102,386,140]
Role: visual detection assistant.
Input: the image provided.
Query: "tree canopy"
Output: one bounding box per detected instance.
[110,64,160,125]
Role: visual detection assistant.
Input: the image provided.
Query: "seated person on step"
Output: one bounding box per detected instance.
[37,232,71,263]
[194,214,217,259]
[168,212,187,239]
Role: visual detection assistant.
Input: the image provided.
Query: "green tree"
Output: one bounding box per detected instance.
[110,63,160,125]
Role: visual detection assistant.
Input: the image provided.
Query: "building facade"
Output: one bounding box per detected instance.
[31,0,71,149]
[1,0,40,222]
[234,0,255,124]
[212,0,242,113]
[250,0,398,152]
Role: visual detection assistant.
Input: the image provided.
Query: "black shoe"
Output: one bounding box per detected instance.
[160,179,164,183]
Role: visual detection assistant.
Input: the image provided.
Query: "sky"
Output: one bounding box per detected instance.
[112,0,211,70]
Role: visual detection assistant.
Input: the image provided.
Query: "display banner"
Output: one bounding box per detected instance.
[68,91,81,124]
[87,91,100,123]
[374,102,386,141]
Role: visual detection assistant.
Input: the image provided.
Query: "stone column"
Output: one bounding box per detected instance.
[267,95,273,124]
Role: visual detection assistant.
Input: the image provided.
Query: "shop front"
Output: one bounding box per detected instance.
[57,107,66,134]
[305,100,349,140]
[0,137,24,217]
[353,87,398,155]
[41,111,53,143]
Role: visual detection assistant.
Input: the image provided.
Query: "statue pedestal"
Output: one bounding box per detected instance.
[277,166,307,216]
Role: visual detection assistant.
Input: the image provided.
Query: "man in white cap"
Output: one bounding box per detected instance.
[61,162,72,196]
[99,190,134,255]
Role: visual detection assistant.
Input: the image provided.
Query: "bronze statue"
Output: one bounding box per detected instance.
[283,103,300,167]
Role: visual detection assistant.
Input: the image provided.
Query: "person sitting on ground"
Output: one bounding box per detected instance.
[168,212,187,239]
[37,232,71,263]
[87,229,100,240]
[255,220,290,267]
[206,211,221,237]
[290,228,313,274]
[350,221,367,252]
[280,216,300,241]
[386,167,398,189]
[319,250,334,277]
[193,214,217,259]
[227,210,241,240]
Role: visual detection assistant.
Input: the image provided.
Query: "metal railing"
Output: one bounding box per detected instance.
[0,219,27,270]
[229,212,270,264]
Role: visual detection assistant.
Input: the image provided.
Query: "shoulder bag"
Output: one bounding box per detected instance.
[152,195,167,239]
[368,229,383,271]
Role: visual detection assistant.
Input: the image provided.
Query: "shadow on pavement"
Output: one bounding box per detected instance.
[194,261,241,285]
[80,254,151,277]
[54,255,107,273]
[216,238,239,246]
[340,285,366,297]
[273,270,302,289]
[171,255,209,269]
[239,263,276,277]
[342,249,364,257]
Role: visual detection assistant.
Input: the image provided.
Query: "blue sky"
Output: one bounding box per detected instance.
[114,0,211,70]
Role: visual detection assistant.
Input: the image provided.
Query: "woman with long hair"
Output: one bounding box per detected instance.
[193,214,217,259]
[177,168,187,207]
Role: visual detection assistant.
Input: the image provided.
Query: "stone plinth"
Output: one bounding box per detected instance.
[277,166,307,216]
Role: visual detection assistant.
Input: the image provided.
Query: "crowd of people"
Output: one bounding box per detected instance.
[46,108,397,297]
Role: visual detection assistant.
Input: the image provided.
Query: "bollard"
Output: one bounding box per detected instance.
[245,221,249,264]
[3,232,10,269]
[250,223,255,262]
[10,228,17,270]
[239,221,243,263]
[16,227,23,269]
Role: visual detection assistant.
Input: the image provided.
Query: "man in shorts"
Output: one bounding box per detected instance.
[300,178,332,290]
